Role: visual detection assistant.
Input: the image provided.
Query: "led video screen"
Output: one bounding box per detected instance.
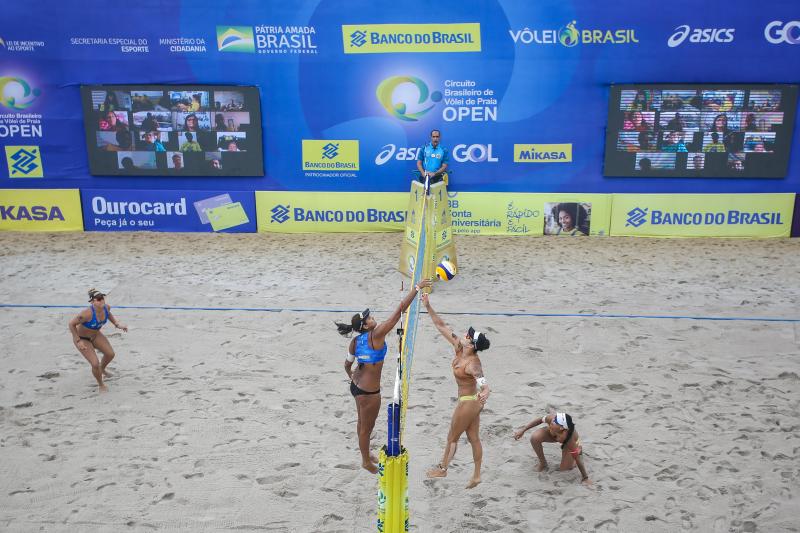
[604,84,797,178]
[81,85,264,176]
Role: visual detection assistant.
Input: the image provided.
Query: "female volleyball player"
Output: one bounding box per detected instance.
[422,292,490,489]
[513,412,591,485]
[68,289,127,392]
[336,279,431,474]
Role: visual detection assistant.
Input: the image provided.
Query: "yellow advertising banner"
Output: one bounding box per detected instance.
[447,192,612,236]
[398,181,427,277]
[398,181,457,279]
[256,191,613,236]
[513,144,573,163]
[610,194,795,238]
[0,189,83,232]
[342,23,481,54]
[256,191,406,233]
[429,182,457,267]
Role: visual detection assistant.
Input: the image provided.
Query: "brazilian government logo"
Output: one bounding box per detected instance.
[5,145,43,177]
[301,139,359,171]
[0,77,41,110]
[377,76,442,122]
[216,26,255,53]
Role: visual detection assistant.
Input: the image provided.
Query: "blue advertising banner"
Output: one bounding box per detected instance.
[1,0,799,195]
[81,189,256,232]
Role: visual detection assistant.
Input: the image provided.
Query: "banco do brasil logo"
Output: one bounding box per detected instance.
[322,142,339,159]
[5,146,43,177]
[271,204,290,223]
[626,207,648,227]
[302,140,359,171]
[377,76,442,122]
[216,26,255,53]
[0,77,41,110]
[350,30,367,48]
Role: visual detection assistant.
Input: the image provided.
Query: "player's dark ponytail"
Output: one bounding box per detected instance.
[335,312,366,336]
[561,414,575,450]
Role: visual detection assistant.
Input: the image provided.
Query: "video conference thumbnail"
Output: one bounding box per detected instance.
[81,85,263,176]
[605,84,797,178]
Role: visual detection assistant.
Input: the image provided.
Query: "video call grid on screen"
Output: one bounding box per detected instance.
[603,84,797,178]
[80,85,264,176]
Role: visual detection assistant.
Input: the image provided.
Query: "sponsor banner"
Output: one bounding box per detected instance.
[610,194,795,238]
[301,139,359,173]
[764,20,800,45]
[448,193,611,236]
[256,191,610,235]
[0,77,43,142]
[509,21,639,47]
[0,189,82,231]
[398,180,428,278]
[256,191,407,233]
[4,2,800,195]
[398,181,456,279]
[514,144,572,163]
[0,36,46,53]
[667,25,735,47]
[81,189,256,232]
[157,36,208,54]
[429,181,457,270]
[216,24,318,55]
[342,23,481,54]
[375,75,498,124]
[69,36,151,54]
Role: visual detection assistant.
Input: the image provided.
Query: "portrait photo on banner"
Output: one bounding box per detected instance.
[543,202,592,237]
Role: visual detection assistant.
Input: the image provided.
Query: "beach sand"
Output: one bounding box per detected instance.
[1,232,798,532]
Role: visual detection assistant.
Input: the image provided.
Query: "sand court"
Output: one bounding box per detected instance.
[1,232,799,532]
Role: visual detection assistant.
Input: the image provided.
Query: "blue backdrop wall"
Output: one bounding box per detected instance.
[1,0,799,193]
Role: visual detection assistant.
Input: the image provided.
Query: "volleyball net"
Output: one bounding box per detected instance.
[378,178,455,533]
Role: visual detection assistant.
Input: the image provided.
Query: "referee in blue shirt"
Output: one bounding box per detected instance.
[416,129,449,184]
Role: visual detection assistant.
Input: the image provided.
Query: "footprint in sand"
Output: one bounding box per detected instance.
[152,492,174,504]
[256,475,289,485]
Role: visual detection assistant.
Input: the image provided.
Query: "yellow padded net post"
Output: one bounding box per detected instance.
[377,448,409,533]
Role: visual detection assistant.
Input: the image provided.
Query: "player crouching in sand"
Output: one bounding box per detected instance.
[514,412,591,485]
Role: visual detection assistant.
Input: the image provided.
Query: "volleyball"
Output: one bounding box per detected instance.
[435,260,456,281]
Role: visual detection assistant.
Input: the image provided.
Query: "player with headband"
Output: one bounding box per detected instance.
[514,411,590,484]
[421,292,491,488]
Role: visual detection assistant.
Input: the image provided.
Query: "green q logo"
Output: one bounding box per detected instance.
[376,76,442,122]
[559,21,580,47]
[0,77,41,110]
